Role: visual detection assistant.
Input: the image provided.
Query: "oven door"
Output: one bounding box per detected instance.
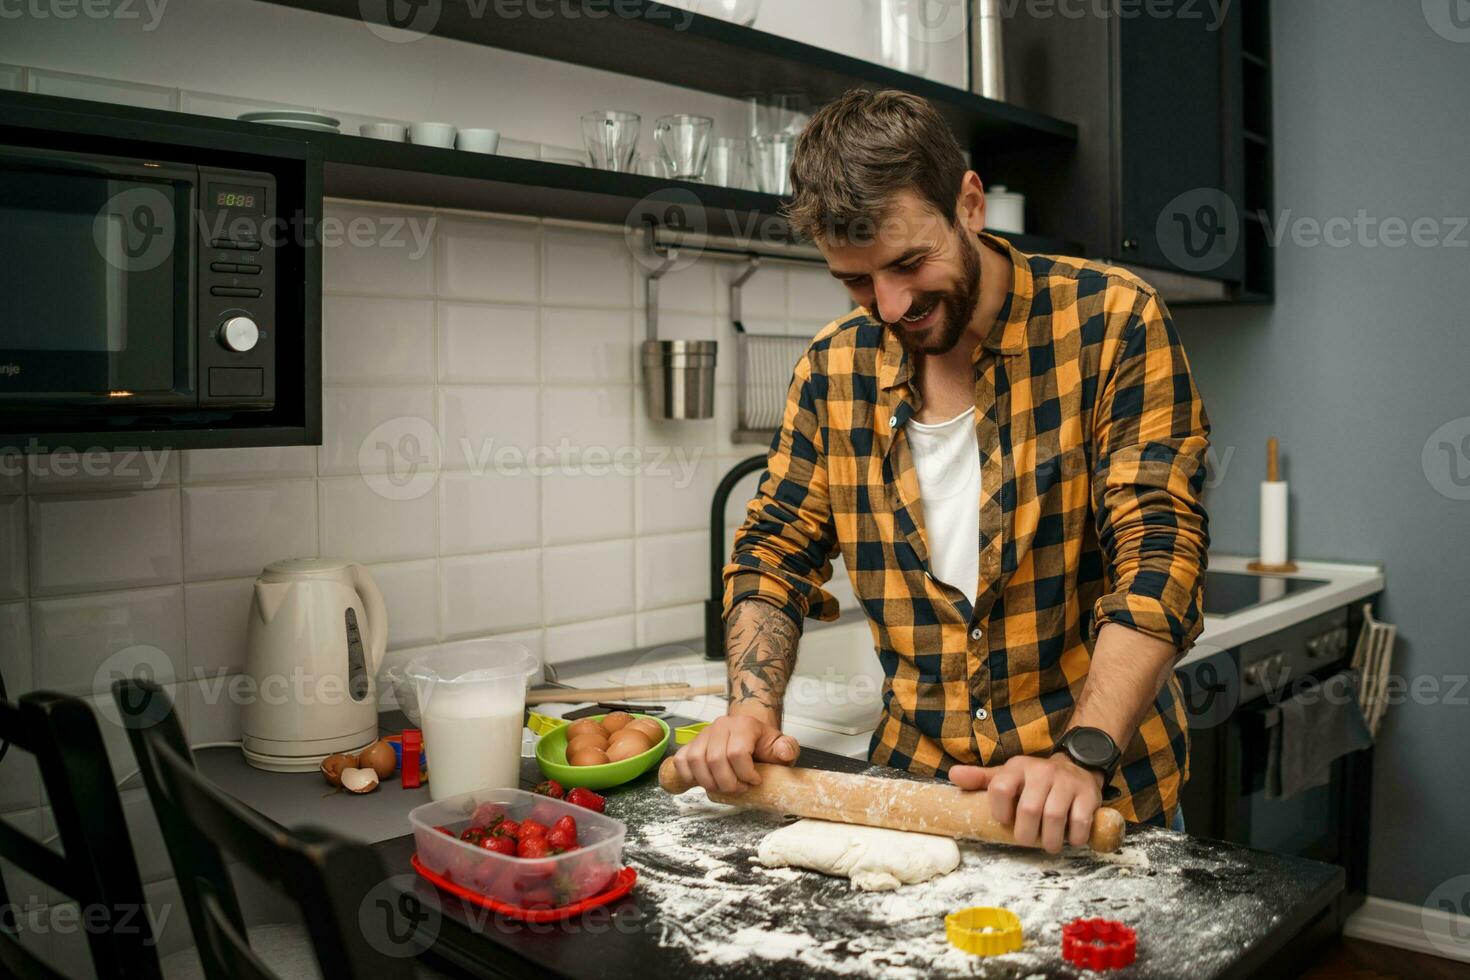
[0,147,197,410]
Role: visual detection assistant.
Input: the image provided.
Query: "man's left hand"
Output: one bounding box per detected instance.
[949,755,1106,854]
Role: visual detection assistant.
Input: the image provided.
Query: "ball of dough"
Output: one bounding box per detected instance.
[601,711,634,732]
[756,818,960,892]
[568,746,610,767]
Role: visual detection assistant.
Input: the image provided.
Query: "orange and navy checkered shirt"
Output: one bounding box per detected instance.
[725,233,1210,826]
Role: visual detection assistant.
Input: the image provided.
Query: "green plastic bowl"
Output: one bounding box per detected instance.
[534,714,670,790]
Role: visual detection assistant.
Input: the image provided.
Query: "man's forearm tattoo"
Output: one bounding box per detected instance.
[726,601,800,716]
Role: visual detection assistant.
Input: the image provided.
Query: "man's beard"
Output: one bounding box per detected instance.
[884,231,983,357]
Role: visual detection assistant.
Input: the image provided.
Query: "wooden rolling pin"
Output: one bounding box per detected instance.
[658,758,1126,854]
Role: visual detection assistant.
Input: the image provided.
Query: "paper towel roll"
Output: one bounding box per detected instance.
[1259,480,1289,565]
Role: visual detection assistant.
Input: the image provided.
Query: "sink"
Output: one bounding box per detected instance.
[784,622,886,735]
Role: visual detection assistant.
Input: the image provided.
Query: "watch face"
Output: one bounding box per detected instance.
[1069,728,1115,766]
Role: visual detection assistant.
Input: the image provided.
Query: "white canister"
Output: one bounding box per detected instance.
[986,185,1026,235]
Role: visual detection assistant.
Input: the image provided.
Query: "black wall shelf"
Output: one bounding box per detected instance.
[320,132,1081,255]
[261,0,1078,154]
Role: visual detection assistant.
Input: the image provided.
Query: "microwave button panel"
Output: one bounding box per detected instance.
[208,367,264,398]
[210,261,240,274]
[209,237,262,251]
[234,263,263,275]
[210,286,262,299]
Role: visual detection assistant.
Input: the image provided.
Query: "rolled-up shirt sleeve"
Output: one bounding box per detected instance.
[723,351,840,631]
[1089,293,1211,651]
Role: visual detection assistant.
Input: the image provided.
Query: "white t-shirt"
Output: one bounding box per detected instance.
[906,407,981,608]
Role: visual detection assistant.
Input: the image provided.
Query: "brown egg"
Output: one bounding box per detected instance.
[567,731,609,756]
[601,711,634,733]
[358,740,398,780]
[568,746,610,767]
[627,718,664,741]
[320,752,358,787]
[566,719,605,740]
[611,729,653,751]
[606,737,651,763]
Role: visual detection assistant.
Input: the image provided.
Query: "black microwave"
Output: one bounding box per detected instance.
[0,146,280,416]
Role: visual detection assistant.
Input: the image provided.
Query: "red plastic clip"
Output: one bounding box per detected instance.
[401,729,423,789]
[1061,918,1137,970]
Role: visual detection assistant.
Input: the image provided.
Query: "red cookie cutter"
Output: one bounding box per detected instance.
[1061,917,1137,970]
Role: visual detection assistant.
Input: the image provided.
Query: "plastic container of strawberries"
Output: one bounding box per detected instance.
[409,788,625,909]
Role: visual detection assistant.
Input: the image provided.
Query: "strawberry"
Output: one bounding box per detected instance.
[517,835,552,858]
[528,802,562,827]
[518,818,549,840]
[459,827,486,844]
[551,814,577,839]
[479,834,516,856]
[470,802,506,827]
[565,787,605,813]
[434,825,455,837]
[532,779,565,799]
[519,888,556,909]
[547,826,576,852]
[493,818,520,839]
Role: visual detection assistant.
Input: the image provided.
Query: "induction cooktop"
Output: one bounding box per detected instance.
[1201,571,1329,617]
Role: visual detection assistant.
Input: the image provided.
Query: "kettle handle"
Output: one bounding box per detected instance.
[349,563,389,677]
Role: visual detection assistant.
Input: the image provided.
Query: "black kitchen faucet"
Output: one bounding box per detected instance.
[706,454,769,661]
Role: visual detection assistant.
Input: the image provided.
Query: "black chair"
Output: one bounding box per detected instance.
[112,678,419,980]
[0,690,164,980]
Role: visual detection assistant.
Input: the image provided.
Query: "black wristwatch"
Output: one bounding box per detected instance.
[1057,727,1121,782]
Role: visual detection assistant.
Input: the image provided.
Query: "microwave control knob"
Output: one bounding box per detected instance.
[220,316,259,353]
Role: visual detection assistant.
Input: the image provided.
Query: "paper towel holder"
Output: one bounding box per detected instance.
[1247,437,1299,574]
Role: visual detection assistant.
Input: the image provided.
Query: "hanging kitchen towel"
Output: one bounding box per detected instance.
[1263,670,1374,799]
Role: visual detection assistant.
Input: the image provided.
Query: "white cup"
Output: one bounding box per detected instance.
[986,185,1026,234]
[410,122,457,149]
[457,128,501,154]
[360,122,406,142]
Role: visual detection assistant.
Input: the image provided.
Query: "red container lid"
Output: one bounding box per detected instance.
[411,854,636,923]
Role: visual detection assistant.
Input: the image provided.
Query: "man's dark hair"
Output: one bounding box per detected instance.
[784,88,969,244]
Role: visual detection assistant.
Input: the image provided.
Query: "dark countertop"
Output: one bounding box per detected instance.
[198,719,1343,980]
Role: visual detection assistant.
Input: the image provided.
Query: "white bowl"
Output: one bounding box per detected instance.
[457,128,501,154]
[360,122,407,142]
[410,122,457,149]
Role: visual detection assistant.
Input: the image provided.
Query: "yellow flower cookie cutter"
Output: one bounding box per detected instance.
[945,906,1024,956]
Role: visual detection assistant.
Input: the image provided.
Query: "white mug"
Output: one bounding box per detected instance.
[360,122,406,142]
[457,128,501,154]
[410,122,457,149]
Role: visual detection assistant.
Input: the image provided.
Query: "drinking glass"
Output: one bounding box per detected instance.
[771,89,811,136]
[753,134,796,196]
[873,0,930,76]
[581,110,641,172]
[634,153,667,178]
[655,114,714,182]
[707,137,752,189]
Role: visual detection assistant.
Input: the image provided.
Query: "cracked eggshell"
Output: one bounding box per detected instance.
[340,767,380,794]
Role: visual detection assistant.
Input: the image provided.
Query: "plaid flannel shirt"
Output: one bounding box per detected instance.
[725,233,1210,826]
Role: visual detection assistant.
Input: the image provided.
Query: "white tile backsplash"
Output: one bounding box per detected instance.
[28,491,181,596]
[27,68,178,109]
[542,226,632,308]
[438,303,539,384]
[438,215,540,304]
[319,476,435,564]
[32,586,186,694]
[319,385,439,477]
[182,481,317,580]
[541,472,635,545]
[544,614,636,665]
[440,385,540,466]
[183,577,256,676]
[540,386,633,454]
[541,540,635,625]
[323,295,436,384]
[181,446,317,484]
[322,203,435,297]
[440,551,541,638]
[438,471,539,555]
[23,450,178,495]
[0,496,26,599]
[366,559,438,650]
[541,308,634,383]
[637,532,708,609]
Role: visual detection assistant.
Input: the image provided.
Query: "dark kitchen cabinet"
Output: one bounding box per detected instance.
[984,0,1274,301]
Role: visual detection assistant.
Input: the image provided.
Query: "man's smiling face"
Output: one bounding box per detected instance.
[820,189,984,357]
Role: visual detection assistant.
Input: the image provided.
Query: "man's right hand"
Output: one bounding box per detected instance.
[671,708,800,794]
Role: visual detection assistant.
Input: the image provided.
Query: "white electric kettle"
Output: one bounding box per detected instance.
[241,558,387,772]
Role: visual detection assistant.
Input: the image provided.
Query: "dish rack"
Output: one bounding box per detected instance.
[1350,602,1396,737]
[731,258,809,444]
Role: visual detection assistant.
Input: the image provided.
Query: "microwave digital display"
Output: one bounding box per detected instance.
[211,183,266,212]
